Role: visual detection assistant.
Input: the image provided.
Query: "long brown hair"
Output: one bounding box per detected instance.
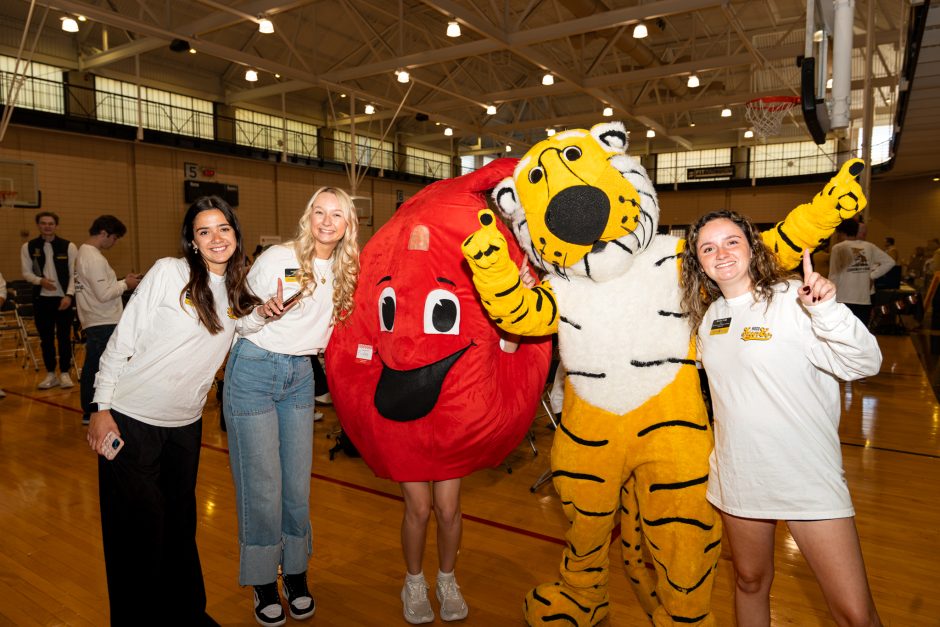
[289,187,360,323]
[180,196,260,334]
[680,210,793,333]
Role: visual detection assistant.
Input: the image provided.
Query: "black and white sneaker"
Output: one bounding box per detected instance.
[253,582,286,627]
[282,571,316,620]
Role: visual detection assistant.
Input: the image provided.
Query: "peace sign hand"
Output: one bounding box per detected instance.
[798,248,836,307]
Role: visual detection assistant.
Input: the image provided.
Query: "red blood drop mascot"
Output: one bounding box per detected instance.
[326,159,551,481]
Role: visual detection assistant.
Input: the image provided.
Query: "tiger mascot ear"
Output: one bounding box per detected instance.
[590,121,629,154]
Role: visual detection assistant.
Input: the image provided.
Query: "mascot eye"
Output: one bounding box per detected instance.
[563,146,582,162]
[528,167,544,184]
[423,289,460,335]
[378,286,396,332]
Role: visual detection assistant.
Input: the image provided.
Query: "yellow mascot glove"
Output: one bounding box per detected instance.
[461,209,558,335]
[762,158,867,269]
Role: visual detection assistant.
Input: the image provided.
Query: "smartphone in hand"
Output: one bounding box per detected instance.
[101,431,124,460]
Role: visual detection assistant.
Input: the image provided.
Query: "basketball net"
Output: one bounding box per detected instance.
[0,190,16,210]
[745,96,801,139]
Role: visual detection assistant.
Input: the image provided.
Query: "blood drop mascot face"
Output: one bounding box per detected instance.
[326,160,551,482]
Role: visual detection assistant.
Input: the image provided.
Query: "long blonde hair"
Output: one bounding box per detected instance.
[290,187,360,323]
[680,210,793,333]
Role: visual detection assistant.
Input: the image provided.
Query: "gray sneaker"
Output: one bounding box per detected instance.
[436,577,468,621]
[37,372,58,389]
[401,578,434,624]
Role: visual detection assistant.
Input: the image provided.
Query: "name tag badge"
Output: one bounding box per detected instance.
[284,268,300,283]
[355,344,374,362]
[710,317,731,335]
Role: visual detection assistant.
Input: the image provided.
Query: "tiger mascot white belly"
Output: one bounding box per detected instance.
[460,121,866,627]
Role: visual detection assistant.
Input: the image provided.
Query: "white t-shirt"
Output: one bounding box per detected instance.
[94,257,236,427]
[236,243,335,355]
[829,240,896,305]
[75,243,127,328]
[697,281,882,520]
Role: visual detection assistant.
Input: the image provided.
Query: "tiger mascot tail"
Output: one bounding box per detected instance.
[461,121,866,626]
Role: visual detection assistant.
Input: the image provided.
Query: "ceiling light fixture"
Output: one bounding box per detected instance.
[721,107,732,118]
[61,17,79,32]
[646,129,655,138]
[602,106,613,117]
[245,69,258,82]
[340,93,346,98]
[826,77,833,89]
[77,15,86,22]
[632,23,648,39]
[446,20,461,38]
[689,122,696,127]
[486,105,497,115]
[444,127,453,136]
[364,104,375,115]
[813,29,824,42]
[542,73,554,86]
[396,69,410,83]
[744,129,754,138]
[505,145,512,153]
[546,128,556,136]
[687,74,700,88]
[258,18,274,34]
[189,47,197,54]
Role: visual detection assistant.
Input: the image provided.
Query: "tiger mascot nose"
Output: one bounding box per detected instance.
[545,185,610,246]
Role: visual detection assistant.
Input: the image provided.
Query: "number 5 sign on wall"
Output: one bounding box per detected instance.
[184,162,198,179]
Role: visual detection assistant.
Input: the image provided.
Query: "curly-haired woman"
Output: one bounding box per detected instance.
[680,210,882,627]
[223,187,359,626]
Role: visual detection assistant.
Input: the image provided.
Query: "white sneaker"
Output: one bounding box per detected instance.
[59,373,74,388]
[37,372,58,389]
[401,578,434,624]
[314,392,332,405]
[436,576,468,621]
[313,411,324,422]
[0,389,6,398]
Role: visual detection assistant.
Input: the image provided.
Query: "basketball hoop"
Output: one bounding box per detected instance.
[745,96,801,139]
[0,190,16,209]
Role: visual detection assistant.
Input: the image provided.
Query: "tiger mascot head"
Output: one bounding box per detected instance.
[493,121,658,282]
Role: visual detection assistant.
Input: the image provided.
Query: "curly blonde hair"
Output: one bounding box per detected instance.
[289,187,360,323]
[680,210,793,333]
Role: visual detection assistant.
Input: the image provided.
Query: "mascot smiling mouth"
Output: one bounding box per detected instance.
[374,344,472,422]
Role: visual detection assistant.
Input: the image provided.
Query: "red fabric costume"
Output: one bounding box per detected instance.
[326,159,552,482]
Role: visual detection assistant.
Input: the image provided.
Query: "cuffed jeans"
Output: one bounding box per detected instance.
[223,338,315,586]
[81,324,116,421]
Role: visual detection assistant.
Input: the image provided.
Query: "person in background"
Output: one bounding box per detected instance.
[86,196,259,626]
[829,219,896,325]
[883,237,899,263]
[75,215,142,426]
[681,209,882,627]
[21,211,78,389]
[223,187,359,627]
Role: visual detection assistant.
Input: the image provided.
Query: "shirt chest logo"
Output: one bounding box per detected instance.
[740,326,773,341]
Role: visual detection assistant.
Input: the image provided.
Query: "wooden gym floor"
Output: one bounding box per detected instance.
[0,332,938,626]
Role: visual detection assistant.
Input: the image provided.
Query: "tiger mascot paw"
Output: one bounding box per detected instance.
[524,582,609,627]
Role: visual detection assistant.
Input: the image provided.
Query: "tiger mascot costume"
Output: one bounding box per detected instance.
[460,121,866,626]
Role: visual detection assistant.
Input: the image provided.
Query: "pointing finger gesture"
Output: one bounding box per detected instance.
[798,248,836,306]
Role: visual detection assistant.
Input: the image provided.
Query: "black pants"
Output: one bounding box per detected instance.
[33,295,74,372]
[310,354,329,396]
[80,325,116,421]
[846,303,872,328]
[98,410,216,626]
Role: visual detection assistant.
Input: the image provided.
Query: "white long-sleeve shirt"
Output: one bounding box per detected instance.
[698,281,882,520]
[235,243,335,355]
[20,239,77,297]
[829,239,896,305]
[75,244,127,328]
[94,257,236,427]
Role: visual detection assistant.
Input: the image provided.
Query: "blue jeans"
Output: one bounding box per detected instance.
[81,324,116,421]
[223,338,315,585]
